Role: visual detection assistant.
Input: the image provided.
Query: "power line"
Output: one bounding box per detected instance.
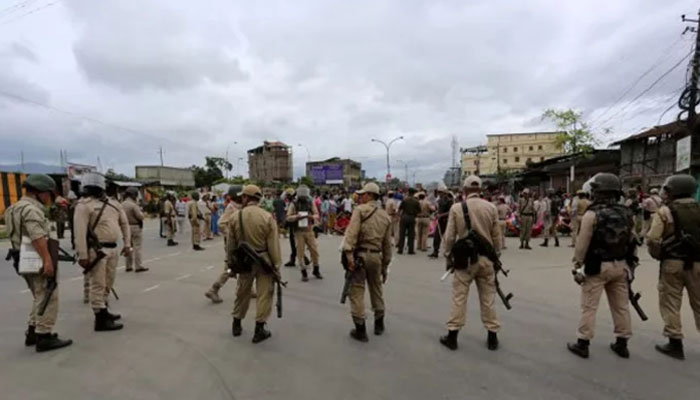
[0,0,59,27]
[0,0,39,17]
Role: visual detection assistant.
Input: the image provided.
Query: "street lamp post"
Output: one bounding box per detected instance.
[237,157,244,177]
[371,136,404,180]
[225,141,238,179]
[297,143,311,161]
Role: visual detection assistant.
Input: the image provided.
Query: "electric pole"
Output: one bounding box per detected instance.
[158,146,164,166]
[682,11,700,130]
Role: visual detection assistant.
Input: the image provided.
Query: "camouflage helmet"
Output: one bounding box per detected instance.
[191,191,200,201]
[23,174,56,192]
[296,185,311,198]
[228,184,243,199]
[81,172,106,190]
[589,173,621,195]
[125,186,139,197]
[662,174,697,199]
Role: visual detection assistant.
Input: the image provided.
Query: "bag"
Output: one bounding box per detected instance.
[663,202,700,268]
[450,202,479,270]
[584,204,634,275]
[229,210,254,274]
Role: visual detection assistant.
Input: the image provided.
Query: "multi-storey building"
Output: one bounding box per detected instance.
[462,132,564,176]
[247,141,293,183]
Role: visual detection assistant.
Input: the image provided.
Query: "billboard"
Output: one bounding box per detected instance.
[310,164,344,185]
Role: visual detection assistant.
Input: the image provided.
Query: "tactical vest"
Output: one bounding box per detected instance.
[584,203,634,275]
[661,201,700,267]
[296,198,312,213]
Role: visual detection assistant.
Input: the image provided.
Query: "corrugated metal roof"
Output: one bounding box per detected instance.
[611,121,689,145]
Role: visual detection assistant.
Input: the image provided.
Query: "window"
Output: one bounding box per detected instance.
[513,147,518,152]
[515,156,520,162]
[474,160,478,166]
[503,158,508,164]
[538,145,543,150]
[529,146,533,151]
[503,147,508,153]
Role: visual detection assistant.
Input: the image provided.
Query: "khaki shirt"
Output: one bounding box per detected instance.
[74,197,131,260]
[575,198,591,217]
[203,200,213,216]
[121,198,144,226]
[6,196,50,247]
[227,202,281,268]
[442,193,501,256]
[642,195,663,213]
[218,202,241,234]
[496,203,510,220]
[342,203,393,268]
[518,197,534,215]
[188,201,202,223]
[163,200,175,218]
[574,207,636,266]
[286,200,319,230]
[418,199,433,217]
[385,200,398,217]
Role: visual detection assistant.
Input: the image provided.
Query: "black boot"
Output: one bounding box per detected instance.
[35,333,73,353]
[540,239,548,247]
[440,329,459,350]
[25,325,37,346]
[232,318,242,337]
[487,331,499,351]
[428,252,438,258]
[567,339,590,358]
[301,269,309,282]
[94,309,124,331]
[519,241,524,249]
[610,337,630,359]
[312,266,323,279]
[350,321,369,342]
[524,242,532,250]
[104,308,121,321]
[304,256,311,266]
[252,322,271,343]
[167,239,178,246]
[554,237,560,247]
[193,245,204,251]
[284,259,296,267]
[374,316,385,336]
[655,338,685,360]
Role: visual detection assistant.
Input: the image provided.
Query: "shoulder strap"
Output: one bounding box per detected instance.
[461,201,472,231]
[239,208,246,242]
[90,200,109,234]
[361,206,379,223]
[9,204,31,250]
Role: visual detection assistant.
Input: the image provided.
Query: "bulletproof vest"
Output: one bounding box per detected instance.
[584,203,634,275]
[550,196,561,215]
[296,198,312,213]
[662,201,700,264]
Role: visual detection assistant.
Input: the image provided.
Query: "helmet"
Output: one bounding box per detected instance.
[589,173,621,195]
[191,191,200,201]
[125,187,139,197]
[82,172,106,190]
[228,185,243,199]
[24,174,56,192]
[662,174,697,199]
[649,188,660,195]
[296,185,311,198]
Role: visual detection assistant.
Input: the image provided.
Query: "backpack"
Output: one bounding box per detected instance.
[450,202,479,270]
[584,203,634,275]
[663,201,700,268]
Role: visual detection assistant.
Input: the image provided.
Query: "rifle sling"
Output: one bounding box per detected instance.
[89,199,109,246]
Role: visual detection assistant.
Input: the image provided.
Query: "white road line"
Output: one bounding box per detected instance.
[117,266,125,271]
[143,257,160,264]
[205,265,214,270]
[69,276,82,282]
[175,274,191,281]
[142,284,160,293]
[20,289,30,294]
[166,252,181,257]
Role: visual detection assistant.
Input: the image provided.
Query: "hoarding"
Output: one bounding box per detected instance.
[310,164,344,185]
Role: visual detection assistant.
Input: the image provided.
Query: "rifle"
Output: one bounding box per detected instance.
[340,254,364,304]
[465,228,514,310]
[83,200,108,274]
[626,255,648,321]
[38,239,61,316]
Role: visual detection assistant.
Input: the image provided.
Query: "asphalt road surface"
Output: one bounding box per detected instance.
[1,219,698,400]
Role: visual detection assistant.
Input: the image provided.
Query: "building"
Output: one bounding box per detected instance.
[462,132,564,176]
[518,150,620,194]
[443,167,461,188]
[247,141,293,183]
[306,157,362,187]
[135,165,195,187]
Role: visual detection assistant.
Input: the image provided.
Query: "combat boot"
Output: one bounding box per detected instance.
[374,316,385,335]
[350,321,369,342]
[167,239,178,246]
[554,237,560,247]
[301,269,309,282]
[94,308,124,331]
[655,338,685,360]
[193,245,204,251]
[25,325,37,346]
[428,252,439,258]
[252,322,271,343]
[304,256,311,266]
[284,259,296,267]
[104,308,121,321]
[35,333,72,353]
[487,331,499,351]
[524,242,532,250]
[567,339,589,358]
[205,288,223,304]
[610,337,630,359]
[312,266,323,279]
[135,267,149,272]
[540,239,548,247]
[232,318,242,337]
[519,242,524,249]
[440,330,459,350]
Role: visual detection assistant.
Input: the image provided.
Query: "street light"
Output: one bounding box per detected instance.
[236,157,244,177]
[297,143,311,161]
[371,136,404,180]
[225,141,238,179]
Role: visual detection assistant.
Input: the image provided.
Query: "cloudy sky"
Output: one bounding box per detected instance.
[0,0,697,183]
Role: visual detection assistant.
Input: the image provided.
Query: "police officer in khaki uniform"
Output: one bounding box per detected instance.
[342,183,393,342]
[202,193,214,240]
[230,185,282,343]
[439,175,502,351]
[384,191,400,241]
[416,192,433,252]
[287,185,323,281]
[163,192,178,246]
[430,184,453,258]
[641,188,663,239]
[122,187,148,273]
[567,173,634,359]
[188,192,205,251]
[571,190,591,247]
[496,197,510,250]
[6,174,73,352]
[517,188,534,249]
[646,174,700,360]
[74,173,130,331]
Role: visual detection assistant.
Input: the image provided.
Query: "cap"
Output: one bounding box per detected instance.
[576,189,586,195]
[437,182,448,192]
[81,172,106,190]
[356,182,380,195]
[649,188,659,195]
[463,175,482,189]
[24,174,56,192]
[240,184,263,199]
[521,188,530,194]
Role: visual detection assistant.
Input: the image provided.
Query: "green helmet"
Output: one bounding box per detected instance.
[125,187,139,197]
[662,174,697,199]
[191,191,200,201]
[24,174,56,192]
[589,173,621,195]
[228,185,243,198]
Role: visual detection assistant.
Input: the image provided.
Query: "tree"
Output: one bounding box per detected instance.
[542,109,597,154]
[191,157,232,188]
[105,168,132,181]
[298,176,314,188]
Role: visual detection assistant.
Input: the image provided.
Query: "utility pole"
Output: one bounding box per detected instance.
[682,11,700,129]
[158,146,164,166]
[20,150,24,172]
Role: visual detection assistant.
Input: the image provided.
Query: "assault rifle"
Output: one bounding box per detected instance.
[340,253,365,304]
[39,239,76,316]
[466,229,513,310]
[231,241,286,318]
[626,254,648,321]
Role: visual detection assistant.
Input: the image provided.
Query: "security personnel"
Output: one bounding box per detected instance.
[430,184,453,258]
[542,189,562,247]
[74,172,131,331]
[343,183,393,341]
[384,190,399,241]
[496,197,510,250]
[439,175,502,351]
[571,190,591,247]
[230,185,282,343]
[205,185,244,304]
[641,188,663,239]
[397,188,420,255]
[5,174,73,352]
[567,173,634,359]
[286,185,323,281]
[517,188,534,249]
[50,193,68,239]
[646,174,700,360]
[122,187,147,273]
[202,193,214,240]
[163,192,178,246]
[188,192,205,251]
[416,192,433,252]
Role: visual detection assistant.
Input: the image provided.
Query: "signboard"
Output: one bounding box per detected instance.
[676,136,691,172]
[385,173,392,182]
[310,164,344,185]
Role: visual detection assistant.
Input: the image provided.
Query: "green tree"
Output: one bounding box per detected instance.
[191,157,232,188]
[105,168,132,181]
[542,108,597,154]
[298,176,314,188]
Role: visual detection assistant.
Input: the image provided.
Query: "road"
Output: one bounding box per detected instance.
[0,219,698,400]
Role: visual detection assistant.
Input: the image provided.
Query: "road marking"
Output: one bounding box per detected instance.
[117,266,125,271]
[175,274,191,281]
[143,257,161,264]
[69,276,82,282]
[142,284,160,293]
[166,252,181,257]
[205,265,214,270]
[20,289,30,294]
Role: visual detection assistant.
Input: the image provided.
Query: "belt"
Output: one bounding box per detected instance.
[357,248,381,253]
[100,242,117,248]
